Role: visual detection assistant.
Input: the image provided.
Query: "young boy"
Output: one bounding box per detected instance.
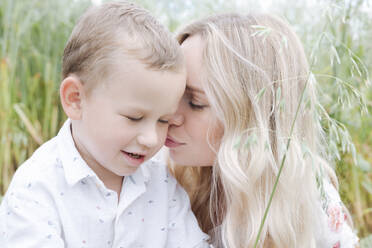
[0,1,209,247]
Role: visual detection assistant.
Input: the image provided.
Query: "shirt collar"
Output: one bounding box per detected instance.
[57,119,98,186]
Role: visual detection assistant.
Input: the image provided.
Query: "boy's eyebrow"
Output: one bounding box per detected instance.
[186,85,204,94]
[122,105,151,113]
[124,106,175,117]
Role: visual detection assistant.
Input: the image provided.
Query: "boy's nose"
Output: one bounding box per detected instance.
[168,113,184,126]
[137,127,159,148]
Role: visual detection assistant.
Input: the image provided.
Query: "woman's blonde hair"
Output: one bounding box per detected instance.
[172,13,337,247]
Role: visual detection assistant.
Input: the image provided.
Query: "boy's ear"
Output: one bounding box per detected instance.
[60,76,85,120]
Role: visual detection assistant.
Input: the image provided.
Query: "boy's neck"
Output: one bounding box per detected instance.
[88,159,124,197]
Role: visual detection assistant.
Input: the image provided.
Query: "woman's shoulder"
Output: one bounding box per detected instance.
[315,177,359,248]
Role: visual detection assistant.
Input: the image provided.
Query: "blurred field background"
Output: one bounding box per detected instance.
[0,0,371,244]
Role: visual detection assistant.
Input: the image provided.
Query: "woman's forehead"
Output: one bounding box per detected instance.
[181,35,207,95]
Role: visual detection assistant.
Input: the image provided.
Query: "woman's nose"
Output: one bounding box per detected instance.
[168,113,184,126]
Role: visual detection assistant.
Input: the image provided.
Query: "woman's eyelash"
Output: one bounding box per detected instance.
[188,101,206,110]
[158,119,169,124]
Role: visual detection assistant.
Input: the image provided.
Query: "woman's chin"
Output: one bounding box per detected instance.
[169,149,214,167]
[171,158,214,167]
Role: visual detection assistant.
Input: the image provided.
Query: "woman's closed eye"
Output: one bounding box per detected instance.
[184,91,208,111]
[158,119,169,124]
[189,101,207,110]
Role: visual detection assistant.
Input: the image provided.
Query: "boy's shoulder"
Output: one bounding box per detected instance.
[7,120,80,194]
[7,136,62,192]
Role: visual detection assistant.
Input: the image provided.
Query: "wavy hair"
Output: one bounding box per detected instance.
[172,13,337,247]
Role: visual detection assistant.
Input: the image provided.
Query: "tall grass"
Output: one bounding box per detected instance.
[254,0,372,240]
[295,0,372,238]
[0,0,371,243]
[0,0,90,192]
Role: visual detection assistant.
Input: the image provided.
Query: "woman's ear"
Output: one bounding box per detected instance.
[60,76,85,120]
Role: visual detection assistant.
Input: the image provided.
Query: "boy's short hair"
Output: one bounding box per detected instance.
[62,1,183,90]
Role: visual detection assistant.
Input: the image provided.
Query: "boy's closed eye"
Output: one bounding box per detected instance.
[123,115,169,124]
[125,115,143,121]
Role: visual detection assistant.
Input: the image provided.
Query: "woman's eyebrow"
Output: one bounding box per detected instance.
[186,85,204,94]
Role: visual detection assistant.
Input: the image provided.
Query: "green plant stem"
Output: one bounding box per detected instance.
[253,65,316,247]
[252,19,337,246]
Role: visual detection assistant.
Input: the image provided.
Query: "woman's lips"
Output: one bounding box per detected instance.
[165,136,184,148]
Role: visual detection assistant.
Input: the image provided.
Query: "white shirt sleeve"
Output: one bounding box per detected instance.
[166,179,210,248]
[0,185,64,248]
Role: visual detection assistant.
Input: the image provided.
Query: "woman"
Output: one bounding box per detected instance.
[166,13,359,247]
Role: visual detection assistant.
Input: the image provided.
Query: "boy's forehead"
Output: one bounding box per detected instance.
[106,55,185,83]
[86,54,186,102]
[94,55,185,99]
[87,55,141,89]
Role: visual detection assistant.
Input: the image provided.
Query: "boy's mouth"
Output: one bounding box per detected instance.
[121,150,146,167]
[123,151,145,159]
[127,152,144,159]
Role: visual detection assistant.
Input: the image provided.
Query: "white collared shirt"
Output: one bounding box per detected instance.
[0,119,209,248]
